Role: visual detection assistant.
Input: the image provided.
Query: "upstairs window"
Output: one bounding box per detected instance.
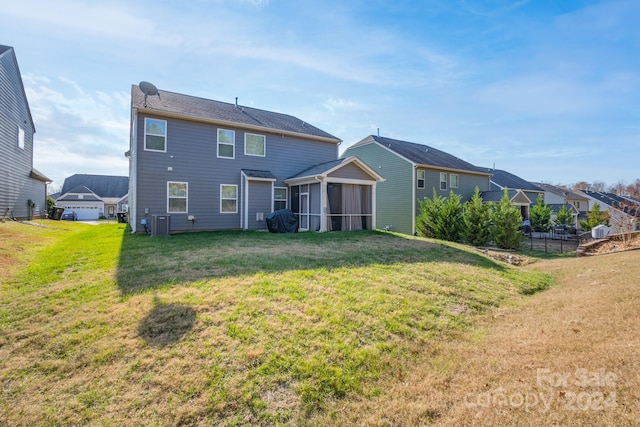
[17,127,25,149]
[274,187,287,210]
[440,172,447,191]
[416,170,425,189]
[245,133,266,157]
[167,182,188,213]
[145,118,167,152]
[218,129,235,158]
[450,174,459,189]
[221,184,238,213]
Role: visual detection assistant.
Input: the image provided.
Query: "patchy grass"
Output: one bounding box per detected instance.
[1,221,552,425]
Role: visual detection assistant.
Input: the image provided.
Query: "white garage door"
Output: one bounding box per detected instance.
[59,203,102,220]
[73,207,100,220]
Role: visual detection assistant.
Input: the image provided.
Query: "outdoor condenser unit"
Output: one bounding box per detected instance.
[151,214,171,236]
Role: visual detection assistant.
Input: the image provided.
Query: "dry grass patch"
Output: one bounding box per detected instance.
[312,251,640,426]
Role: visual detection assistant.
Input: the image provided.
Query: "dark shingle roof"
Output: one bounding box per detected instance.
[480,189,519,203]
[60,174,128,199]
[369,135,488,174]
[0,45,12,55]
[584,191,640,216]
[286,158,347,180]
[481,168,543,192]
[532,182,587,200]
[132,85,340,142]
[242,169,276,179]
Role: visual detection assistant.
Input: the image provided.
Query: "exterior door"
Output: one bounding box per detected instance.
[299,192,309,231]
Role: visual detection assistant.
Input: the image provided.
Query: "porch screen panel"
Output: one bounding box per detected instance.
[342,184,363,231]
[327,183,342,231]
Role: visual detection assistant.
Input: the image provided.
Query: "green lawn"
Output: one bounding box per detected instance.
[0,221,552,426]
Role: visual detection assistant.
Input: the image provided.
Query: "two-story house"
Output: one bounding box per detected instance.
[127,84,382,234]
[343,135,491,235]
[1,45,50,220]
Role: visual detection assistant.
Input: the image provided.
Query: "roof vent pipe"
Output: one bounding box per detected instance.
[235,97,238,108]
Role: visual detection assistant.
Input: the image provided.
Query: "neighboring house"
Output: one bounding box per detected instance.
[56,174,129,220]
[0,45,51,220]
[579,190,640,233]
[532,182,589,229]
[127,85,382,234]
[479,168,544,220]
[343,135,491,235]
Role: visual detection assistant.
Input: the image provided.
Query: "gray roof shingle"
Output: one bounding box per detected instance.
[369,135,488,174]
[60,174,128,199]
[132,85,340,142]
[481,168,543,192]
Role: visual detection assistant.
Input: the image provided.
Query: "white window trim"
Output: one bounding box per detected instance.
[417,170,425,189]
[450,173,459,189]
[17,127,25,150]
[167,181,188,213]
[217,129,235,159]
[144,118,167,152]
[220,184,238,214]
[440,172,447,191]
[244,132,266,157]
[274,186,287,210]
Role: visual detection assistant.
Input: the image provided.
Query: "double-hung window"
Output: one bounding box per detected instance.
[220,184,237,213]
[440,172,447,191]
[167,182,188,213]
[417,170,425,189]
[450,174,459,189]
[274,187,287,210]
[145,118,167,152]
[245,133,266,157]
[218,129,235,158]
[17,127,25,150]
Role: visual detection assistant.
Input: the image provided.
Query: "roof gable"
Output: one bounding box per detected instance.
[132,85,340,143]
[363,135,488,175]
[0,45,35,132]
[286,157,383,183]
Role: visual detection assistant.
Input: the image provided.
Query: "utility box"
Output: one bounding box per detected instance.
[591,224,610,239]
[151,214,171,236]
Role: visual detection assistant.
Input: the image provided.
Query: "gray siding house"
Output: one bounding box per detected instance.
[127,85,382,234]
[344,135,491,235]
[1,45,50,220]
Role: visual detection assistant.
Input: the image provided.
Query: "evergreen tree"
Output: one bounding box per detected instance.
[579,203,610,231]
[554,205,573,228]
[529,194,552,232]
[416,190,463,242]
[416,189,444,238]
[490,188,525,249]
[462,187,492,246]
[435,191,463,242]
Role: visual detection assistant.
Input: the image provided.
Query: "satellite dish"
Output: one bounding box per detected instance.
[139,81,160,107]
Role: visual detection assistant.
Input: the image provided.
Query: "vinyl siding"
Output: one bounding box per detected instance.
[246,180,271,230]
[416,169,490,216]
[344,143,414,234]
[327,162,373,181]
[0,48,46,219]
[133,114,338,232]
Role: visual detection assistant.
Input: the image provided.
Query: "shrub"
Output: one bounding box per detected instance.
[462,187,492,246]
[529,194,552,232]
[490,188,525,249]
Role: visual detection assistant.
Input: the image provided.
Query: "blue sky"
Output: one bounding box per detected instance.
[2,0,639,189]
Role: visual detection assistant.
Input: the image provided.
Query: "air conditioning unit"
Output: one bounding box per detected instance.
[151,214,171,236]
